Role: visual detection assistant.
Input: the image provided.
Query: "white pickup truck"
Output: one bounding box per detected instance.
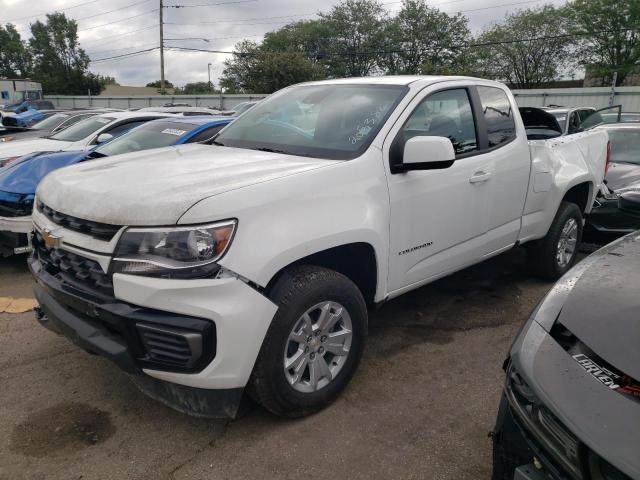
[30,76,609,418]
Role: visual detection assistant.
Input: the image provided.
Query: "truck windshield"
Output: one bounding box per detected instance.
[214,84,407,160]
[93,120,198,157]
[551,113,567,131]
[50,116,116,142]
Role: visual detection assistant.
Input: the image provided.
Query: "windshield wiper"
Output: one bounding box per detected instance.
[88,151,107,158]
[252,147,290,154]
[211,139,225,146]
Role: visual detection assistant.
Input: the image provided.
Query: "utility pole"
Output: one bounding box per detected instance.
[608,71,618,107]
[159,0,165,93]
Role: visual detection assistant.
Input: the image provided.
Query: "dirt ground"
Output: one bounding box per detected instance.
[0,248,555,480]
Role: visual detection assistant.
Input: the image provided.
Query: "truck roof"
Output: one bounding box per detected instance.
[298,75,498,87]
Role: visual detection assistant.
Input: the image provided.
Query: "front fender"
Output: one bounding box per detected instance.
[178,151,390,302]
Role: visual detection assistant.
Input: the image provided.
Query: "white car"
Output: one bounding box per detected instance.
[0,111,174,164]
[30,76,609,419]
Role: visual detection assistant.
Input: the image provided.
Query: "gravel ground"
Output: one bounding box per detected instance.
[0,248,555,480]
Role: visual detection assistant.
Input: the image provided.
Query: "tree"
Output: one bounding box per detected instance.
[29,13,102,94]
[381,0,471,75]
[474,6,575,89]
[570,0,640,85]
[0,24,31,78]
[262,20,334,76]
[179,82,217,94]
[220,40,325,93]
[318,0,388,77]
[146,79,174,89]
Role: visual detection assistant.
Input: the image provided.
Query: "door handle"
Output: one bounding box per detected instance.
[469,171,492,184]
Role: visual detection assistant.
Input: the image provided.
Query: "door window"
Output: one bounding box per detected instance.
[477,86,516,148]
[399,88,478,155]
[568,112,582,134]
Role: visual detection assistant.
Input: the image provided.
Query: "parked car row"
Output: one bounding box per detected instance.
[2,78,638,480]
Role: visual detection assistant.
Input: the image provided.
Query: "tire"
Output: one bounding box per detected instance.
[248,265,367,418]
[527,201,583,281]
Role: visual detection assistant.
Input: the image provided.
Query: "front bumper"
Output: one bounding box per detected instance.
[507,319,640,479]
[0,214,32,233]
[0,215,32,256]
[585,197,640,242]
[30,245,278,417]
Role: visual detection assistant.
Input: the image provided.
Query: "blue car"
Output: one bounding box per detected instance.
[0,101,45,129]
[0,116,232,256]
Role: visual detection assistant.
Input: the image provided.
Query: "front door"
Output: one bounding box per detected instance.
[385,86,492,293]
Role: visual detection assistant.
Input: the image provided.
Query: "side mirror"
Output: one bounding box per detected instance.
[394,136,455,173]
[96,133,113,144]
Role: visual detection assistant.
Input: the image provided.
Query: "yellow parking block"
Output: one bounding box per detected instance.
[0,297,38,314]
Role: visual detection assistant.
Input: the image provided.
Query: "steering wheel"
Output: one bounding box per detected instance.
[262,119,314,142]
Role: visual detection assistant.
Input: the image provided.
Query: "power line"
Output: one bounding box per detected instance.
[86,41,160,56]
[162,27,635,59]
[80,24,158,44]
[78,8,159,32]
[456,0,553,13]
[90,47,159,62]
[165,0,257,8]
[73,0,154,22]
[4,0,104,22]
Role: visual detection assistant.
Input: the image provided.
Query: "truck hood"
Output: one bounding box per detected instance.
[555,233,640,380]
[0,138,73,159]
[37,143,341,225]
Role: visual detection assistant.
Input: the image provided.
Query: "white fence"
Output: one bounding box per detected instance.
[44,93,268,110]
[511,86,640,111]
[46,86,640,112]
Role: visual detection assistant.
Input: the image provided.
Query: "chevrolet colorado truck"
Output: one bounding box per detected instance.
[29,76,609,418]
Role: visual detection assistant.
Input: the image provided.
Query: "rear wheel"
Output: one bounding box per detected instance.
[528,202,583,280]
[249,265,367,417]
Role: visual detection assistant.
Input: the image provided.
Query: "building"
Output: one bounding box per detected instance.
[0,79,43,106]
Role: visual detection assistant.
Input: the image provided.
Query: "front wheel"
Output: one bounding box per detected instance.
[527,201,583,281]
[249,265,367,417]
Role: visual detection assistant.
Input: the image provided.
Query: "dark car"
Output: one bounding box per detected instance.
[585,124,640,242]
[492,231,640,480]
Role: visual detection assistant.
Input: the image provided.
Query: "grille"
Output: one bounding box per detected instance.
[33,230,114,298]
[137,323,203,369]
[0,198,33,218]
[1,116,18,127]
[37,201,122,241]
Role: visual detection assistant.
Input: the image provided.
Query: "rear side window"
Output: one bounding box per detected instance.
[477,86,516,148]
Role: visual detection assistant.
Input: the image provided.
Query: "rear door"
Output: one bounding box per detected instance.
[475,86,531,255]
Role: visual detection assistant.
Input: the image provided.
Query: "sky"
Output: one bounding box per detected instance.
[0,0,567,87]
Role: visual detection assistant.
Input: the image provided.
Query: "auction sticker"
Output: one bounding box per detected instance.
[161,128,187,136]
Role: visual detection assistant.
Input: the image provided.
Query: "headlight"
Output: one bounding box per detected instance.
[0,156,19,167]
[0,136,15,142]
[112,220,236,278]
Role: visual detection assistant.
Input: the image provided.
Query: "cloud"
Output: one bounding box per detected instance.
[1,0,566,87]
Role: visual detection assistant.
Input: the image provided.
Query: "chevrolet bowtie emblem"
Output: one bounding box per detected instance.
[42,228,62,248]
